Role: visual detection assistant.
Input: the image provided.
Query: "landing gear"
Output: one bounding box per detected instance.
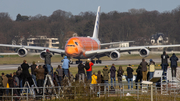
[75,59,82,64]
[95,60,102,64]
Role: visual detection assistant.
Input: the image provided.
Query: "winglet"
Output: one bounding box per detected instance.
[92,6,101,39]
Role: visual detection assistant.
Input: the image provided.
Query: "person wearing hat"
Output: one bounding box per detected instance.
[85,58,94,82]
[61,56,70,77]
[149,59,155,80]
[44,49,52,75]
[170,53,179,77]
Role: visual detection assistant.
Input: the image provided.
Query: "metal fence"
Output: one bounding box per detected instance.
[0,82,180,101]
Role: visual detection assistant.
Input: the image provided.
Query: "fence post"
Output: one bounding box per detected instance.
[27,88,28,101]
[11,88,13,101]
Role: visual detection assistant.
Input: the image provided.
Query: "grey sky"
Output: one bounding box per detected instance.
[0,0,180,20]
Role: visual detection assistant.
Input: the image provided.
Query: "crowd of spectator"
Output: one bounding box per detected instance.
[0,51,179,100]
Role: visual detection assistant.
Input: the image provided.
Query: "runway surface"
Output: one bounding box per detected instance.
[0,58,161,70]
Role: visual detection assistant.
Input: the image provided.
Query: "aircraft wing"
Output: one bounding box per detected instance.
[0,44,65,54]
[100,41,134,46]
[84,44,180,58]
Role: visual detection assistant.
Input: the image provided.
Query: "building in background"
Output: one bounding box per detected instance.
[27,36,59,49]
[151,33,168,45]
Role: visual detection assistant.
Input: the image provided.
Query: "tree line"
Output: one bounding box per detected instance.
[0,6,180,51]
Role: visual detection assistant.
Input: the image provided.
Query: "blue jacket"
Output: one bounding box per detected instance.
[61,56,70,69]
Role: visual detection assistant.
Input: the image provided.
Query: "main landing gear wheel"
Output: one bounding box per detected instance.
[96,60,102,64]
[75,61,82,64]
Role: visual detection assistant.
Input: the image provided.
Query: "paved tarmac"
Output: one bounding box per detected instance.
[0,58,161,70]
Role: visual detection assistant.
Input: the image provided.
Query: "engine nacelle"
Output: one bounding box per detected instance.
[139,48,150,57]
[40,50,46,60]
[17,48,28,57]
[110,51,121,60]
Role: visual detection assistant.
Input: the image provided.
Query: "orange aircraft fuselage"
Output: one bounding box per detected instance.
[65,37,100,58]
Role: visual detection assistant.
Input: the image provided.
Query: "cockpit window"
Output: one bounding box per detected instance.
[66,45,75,47]
[75,42,78,46]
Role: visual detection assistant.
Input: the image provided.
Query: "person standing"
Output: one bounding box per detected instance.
[126,64,134,89]
[0,75,3,101]
[85,59,94,82]
[149,59,155,80]
[91,72,97,93]
[44,49,52,75]
[78,61,85,83]
[161,51,169,77]
[56,65,63,86]
[61,56,70,77]
[21,60,31,86]
[170,53,179,77]
[117,66,124,88]
[102,66,109,88]
[140,58,148,81]
[135,65,142,89]
[110,64,116,89]
[2,73,8,96]
[16,66,22,88]
[34,65,45,95]
[30,61,37,85]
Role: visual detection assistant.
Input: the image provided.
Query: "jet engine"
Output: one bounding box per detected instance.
[110,51,121,60]
[17,48,28,57]
[40,50,46,60]
[139,48,150,57]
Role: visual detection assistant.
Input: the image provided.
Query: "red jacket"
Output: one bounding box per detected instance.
[86,62,94,72]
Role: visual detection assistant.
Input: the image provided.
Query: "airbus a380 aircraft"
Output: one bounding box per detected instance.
[0,6,180,64]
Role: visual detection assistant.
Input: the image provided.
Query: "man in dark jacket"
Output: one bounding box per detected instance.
[21,60,31,86]
[126,64,134,89]
[170,53,179,77]
[78,61,85,83]
[34,65,45,95]
[56,65,63,86]
[135,65,142,89]
[161,51,169,77]
[30,61,37,86]
[140,58,148,81]
[44,49,52,75]
[110,64,116,89]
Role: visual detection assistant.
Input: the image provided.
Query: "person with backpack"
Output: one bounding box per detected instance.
[135,65,142,89]
[85,59,94,82]
[110,64,116,89]
[117,65,124,88]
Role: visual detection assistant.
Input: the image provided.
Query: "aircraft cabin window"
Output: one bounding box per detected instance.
[75,42,78,46]
[66,45,75,47]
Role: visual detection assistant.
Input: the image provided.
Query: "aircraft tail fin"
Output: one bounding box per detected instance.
[92,6,101,39]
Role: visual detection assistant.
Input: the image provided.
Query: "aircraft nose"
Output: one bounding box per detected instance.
[65,47,79,57]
